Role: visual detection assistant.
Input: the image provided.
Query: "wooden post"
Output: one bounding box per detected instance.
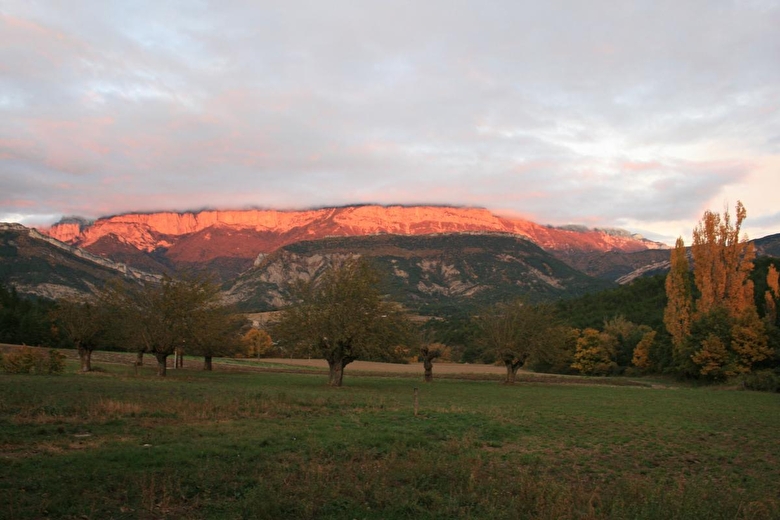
[414,387,419,417]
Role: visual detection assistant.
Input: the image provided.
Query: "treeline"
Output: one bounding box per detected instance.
[3,202,779,390]
[0,284,56,346]
[421,204,780,390]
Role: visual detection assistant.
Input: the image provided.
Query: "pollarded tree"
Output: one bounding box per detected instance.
[50,296,105,372]
[477,300,566,384]
[105,274,231,376]
[420,342,446,383]
[187,297,248,371]
[273,257,413,387]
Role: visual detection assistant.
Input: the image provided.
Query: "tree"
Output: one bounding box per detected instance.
[631,330,657,372]
[571,328,617,376]
[419,342,446,383]
[665,202,771,378]
[664,237,692,357]
[50,296,105,372]
[477,301,566,384]
[691,201,755,318]
[187,300,248,371]
[241,328,274,358]
[272,258,412,387]
[765,265,779,325]
[105,275,232,376]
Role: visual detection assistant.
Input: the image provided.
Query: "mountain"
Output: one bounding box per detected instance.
[224,233,616,313]
[0,223,159,300]
[754,233,780,258]
[41,205,666,280]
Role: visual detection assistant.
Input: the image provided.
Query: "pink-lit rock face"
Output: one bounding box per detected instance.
[41,205,662,264]
[45,222,83,243]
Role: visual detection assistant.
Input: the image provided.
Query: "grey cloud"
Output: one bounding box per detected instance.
[0,0,778,234]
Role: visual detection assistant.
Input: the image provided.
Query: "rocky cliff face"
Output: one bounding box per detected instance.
[40,205,665,279]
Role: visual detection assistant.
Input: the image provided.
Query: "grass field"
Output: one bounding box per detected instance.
[1,354,779,519]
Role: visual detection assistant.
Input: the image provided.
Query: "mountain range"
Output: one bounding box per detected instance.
[42,205,664,280]
[4,203,771,314]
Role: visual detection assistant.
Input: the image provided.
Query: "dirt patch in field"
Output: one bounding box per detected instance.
[0,344,651,386]
[261,358,507,375]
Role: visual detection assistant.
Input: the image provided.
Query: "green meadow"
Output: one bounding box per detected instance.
[1,359,779,519]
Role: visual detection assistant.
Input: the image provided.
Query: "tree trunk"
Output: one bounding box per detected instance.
[504,361,519,384]
[136,351,144,366]
[423,359,434,382]
[327,360,344,387]
[77,345,92,372]
[155,353,168,377]
[203,356,213,371]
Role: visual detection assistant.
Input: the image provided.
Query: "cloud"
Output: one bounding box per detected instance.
[0,0,778,241]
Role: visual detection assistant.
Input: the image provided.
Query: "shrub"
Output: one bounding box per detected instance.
[0,347,66,375]
[740,370,780,393]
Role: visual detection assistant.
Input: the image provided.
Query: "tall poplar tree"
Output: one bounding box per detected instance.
[691,201,755,318]
[663,237,692,356]
[680,202,770,377]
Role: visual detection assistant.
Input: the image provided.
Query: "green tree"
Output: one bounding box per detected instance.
[477,301,567,384]
[106,275,233,376]
[187,298,248,371]
[272,258,412,387]
[50,296,105,372]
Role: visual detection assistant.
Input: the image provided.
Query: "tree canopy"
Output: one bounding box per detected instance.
[272,257,412,386]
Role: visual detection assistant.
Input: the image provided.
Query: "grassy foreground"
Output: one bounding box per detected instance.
[1,361,779,519]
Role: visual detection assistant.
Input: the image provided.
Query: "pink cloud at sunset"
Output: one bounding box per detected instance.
[0,1,778,244]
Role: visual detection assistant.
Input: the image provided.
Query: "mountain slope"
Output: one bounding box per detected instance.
[225,233,616,313]
[0,223,159,300]
[41,205,665,280]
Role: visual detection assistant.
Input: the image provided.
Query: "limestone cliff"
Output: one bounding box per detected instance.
[40,205,665,279]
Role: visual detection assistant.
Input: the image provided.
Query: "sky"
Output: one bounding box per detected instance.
[1,1,779,244]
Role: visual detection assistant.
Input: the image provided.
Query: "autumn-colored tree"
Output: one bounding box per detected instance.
[765,264,779,325]
[664,237,692,356]
[242,328,274,358]
[691,334,730,378]
[571,328,617,376]
[691,201,755,318]
[272,258,412,387]
[631,330,657,372]
[666,202,771,378]
[729,309,772,374]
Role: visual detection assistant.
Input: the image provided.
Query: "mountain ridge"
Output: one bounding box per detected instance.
[40,205,667,280]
